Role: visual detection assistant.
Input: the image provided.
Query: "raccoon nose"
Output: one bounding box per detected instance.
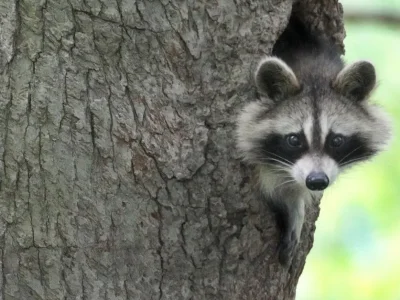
[306,172,329,191]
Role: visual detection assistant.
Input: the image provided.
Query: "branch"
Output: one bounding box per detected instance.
[345,10,400,25]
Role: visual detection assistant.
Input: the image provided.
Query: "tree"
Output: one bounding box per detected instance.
[0,0,345,299]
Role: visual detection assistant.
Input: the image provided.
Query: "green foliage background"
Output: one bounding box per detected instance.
[297,1,400,299]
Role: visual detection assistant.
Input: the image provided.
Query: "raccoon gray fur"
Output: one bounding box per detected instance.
[236,17,392,266]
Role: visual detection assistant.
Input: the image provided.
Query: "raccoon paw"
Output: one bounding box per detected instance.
[278,229,299,266]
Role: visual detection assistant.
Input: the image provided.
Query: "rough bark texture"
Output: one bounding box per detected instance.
[0,0,344,299]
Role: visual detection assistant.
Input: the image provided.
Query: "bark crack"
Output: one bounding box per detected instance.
[25,156,35,248]
[2,76,13,179]
[1,247,5,300]
[155,188,165,300]
[36,248,46,297]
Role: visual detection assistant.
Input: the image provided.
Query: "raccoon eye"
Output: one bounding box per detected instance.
[330,135,345,148]
[286,134,302,147]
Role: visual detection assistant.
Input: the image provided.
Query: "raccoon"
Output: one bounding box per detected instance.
[236,17,392,266]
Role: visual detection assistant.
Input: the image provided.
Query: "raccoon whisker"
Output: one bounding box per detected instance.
[257,163,287,172]
[270,155,294,166]
[269,168,290,173]
[261,162,290,172]
[267,161,292,169]
[338,146,362,164]
[260,157,293,168]
[339,155,372,167]
[257,158,289,168]
[274,179,296,189]
[262,151,294,166]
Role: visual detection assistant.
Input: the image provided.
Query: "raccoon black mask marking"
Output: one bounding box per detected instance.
[236,17,392,266]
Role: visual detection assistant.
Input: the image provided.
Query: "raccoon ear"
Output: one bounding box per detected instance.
[333,60,376,102]
[254,57,300,101]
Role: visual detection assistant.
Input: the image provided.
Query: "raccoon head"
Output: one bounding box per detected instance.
[237,56,392,192]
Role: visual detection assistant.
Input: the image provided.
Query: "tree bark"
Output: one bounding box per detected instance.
[0,0,344,299]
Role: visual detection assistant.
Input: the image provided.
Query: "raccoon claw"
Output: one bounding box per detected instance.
[278,230,298,266]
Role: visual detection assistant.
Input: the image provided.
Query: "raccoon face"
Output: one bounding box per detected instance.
[237,57,392,192]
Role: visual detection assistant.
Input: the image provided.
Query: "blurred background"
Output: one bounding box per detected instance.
[297,0,400,299]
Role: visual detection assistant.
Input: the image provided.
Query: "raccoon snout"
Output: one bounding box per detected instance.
[305,172,329,191]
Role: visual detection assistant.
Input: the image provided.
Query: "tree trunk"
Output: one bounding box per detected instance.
[0,0,344,299]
